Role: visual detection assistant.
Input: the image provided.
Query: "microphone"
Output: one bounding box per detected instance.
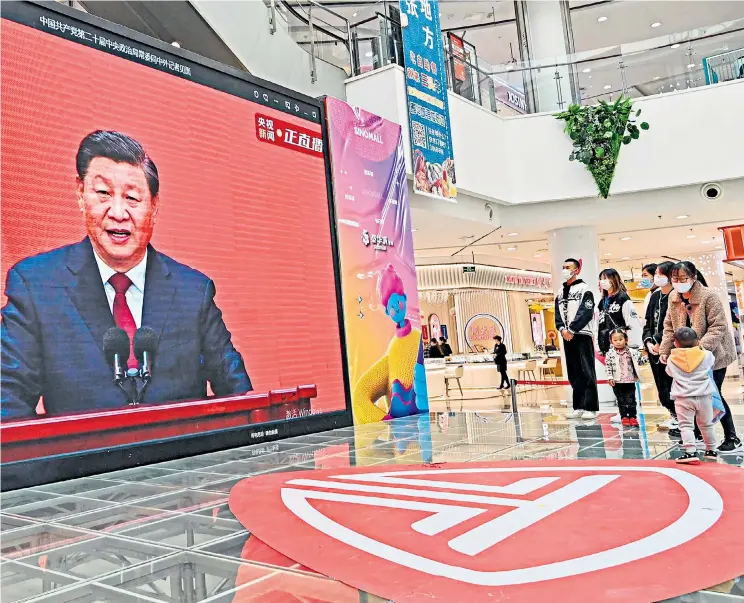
[103,327,130,383]
[133,327,158,381]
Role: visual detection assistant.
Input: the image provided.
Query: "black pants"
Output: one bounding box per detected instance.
[613,382,637,419]
[496,362,509,388]
[694,367,737,441]
[564,335,599,412]
[649,356,675,418]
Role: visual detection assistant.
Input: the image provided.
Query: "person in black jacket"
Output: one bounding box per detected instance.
[493,336,509,389]
[439,338,453,357]
[597,268,643,355]
[643,261,677,432]
[428,340,443,359]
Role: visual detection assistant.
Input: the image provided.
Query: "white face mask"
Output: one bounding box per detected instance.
[562,269,574,281]
[654,275,669,288]
[673,282,693,294]
[599,279,612,291]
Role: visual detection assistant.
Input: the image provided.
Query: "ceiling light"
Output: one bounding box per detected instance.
[604,84,612,90]
[687,63,696,69]
[352,12,358,17]
[622,256,631,260]
[171,41,181,48]
[701,240,711,244]
[507,247,517,251]
[505,64,515,71]
[597,16,608,22]
[411,229,419,232]
[620,236,632,241]
[534,254,543,258]
[715,245,724,250]
[676,215,689,219]
[653,76,660,80]
[651,22,662,28]
[687,234,696,239]
[365,51,373,58]
[671,43,680,49]
[604,253,612,256]
[508,232,519,236]
[582,68,591,73]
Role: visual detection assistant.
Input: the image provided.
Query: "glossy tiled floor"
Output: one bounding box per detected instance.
[2,375,744,602]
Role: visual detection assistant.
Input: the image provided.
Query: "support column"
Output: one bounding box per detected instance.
[548,226,614,405]
[514,0,578,113]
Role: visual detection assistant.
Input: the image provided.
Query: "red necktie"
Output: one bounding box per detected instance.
[109,273,137,369]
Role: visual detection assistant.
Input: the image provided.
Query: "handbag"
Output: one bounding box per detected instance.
[709,369,726,424]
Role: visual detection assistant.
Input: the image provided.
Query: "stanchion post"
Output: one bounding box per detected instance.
[510,379,519,414]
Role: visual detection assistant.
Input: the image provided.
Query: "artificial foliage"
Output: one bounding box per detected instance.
[555,96,649,198]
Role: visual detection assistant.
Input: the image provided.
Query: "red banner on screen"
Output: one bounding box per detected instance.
[256,114,324,158]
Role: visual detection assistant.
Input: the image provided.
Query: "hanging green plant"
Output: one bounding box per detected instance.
[555,96,649,199]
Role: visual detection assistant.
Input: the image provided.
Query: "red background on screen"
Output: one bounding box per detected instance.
[0,21,346,412]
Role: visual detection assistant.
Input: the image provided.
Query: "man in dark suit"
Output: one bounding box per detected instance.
[1,131,251,419]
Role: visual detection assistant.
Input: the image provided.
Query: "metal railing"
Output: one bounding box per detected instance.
[703,47,744,84]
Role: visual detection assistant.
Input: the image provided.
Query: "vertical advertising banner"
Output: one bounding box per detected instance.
[325,97,428,425]
[400,0,457,201]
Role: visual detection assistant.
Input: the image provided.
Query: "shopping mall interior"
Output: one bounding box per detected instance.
[2,1,744,602]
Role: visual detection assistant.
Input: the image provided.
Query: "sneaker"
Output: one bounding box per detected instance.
[628,418,639,428]
[668,428,681,439]
[718,438,744,454]
[610,413,622,423]
[658,417,678,431]
[621,417,631,427]
[567,409,583,419]
[704,450,719,461]
[676,451,700,464]
[581,411,597,420]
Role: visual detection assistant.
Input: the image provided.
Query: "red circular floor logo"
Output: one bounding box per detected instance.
[230,460,744,603]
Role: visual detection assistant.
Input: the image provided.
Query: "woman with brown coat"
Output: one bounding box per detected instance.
[660,261,741,453]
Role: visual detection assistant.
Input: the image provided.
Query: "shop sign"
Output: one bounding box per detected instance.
[400,0,456,201]
[492,78,527,114]
[504,274,551,288]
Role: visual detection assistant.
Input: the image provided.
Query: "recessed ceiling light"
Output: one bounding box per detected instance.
[411,229,419,232]
[653,76,660,80]
[534,254,543,258]
[701,240,711,244]
[622,256,631,260]
[671,43,680,49]
[620,236,632,241]
[597,16,608,22]
[505,64,515,71]
[651,22,662,28]
[676,215,689,219]
[352,12,358,17]
[507,247,517,252]
[604,253,612,256]
[687,63,696,69]
[687,234,697,239]
[604,84,612,90]
[715,245,724,250]
[582,68,591,73]
[508,232,519,236]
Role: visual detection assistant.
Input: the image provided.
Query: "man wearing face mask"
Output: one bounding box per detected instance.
[555,258,599,420]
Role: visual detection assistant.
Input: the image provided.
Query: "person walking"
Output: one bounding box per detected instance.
[643,261,677,433]
[493,336,510,390]
[555,258,599,420]
[659,261,742,453]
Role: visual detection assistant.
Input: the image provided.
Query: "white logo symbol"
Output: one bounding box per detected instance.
[281,467,722,585]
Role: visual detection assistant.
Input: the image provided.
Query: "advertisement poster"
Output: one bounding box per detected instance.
[325,97,428,425]
[400,0,457,200]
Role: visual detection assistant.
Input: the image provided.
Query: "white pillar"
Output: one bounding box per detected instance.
[548,226,615,405]
[515,0,577,113]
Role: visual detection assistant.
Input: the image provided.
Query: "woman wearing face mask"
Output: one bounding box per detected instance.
[659,261,741,453]
[642,261,677,432]
[640,263,658,317]
[597,268,643,357]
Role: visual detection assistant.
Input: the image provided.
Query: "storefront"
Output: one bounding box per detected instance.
[417,263,557,396]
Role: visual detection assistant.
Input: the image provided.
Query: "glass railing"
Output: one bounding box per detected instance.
[348,13,744,115]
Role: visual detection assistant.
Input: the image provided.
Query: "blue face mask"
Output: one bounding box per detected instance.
[639,277,653,289]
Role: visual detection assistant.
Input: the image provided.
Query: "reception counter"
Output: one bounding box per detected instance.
[425,354,561,398]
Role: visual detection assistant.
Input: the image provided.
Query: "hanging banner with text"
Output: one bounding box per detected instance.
[325,97,429,425]
[400,0,457,201]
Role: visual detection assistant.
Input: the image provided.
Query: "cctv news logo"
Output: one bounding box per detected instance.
[230,460,744,603]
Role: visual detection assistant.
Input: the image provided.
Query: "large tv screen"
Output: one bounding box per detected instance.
[0,2,351,487]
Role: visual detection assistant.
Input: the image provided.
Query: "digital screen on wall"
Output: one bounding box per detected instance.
[0,2,350,485]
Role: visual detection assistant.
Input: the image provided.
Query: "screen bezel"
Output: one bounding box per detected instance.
[0,0,353,490]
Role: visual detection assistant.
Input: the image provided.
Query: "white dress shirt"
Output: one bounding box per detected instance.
[93,249,148,328]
